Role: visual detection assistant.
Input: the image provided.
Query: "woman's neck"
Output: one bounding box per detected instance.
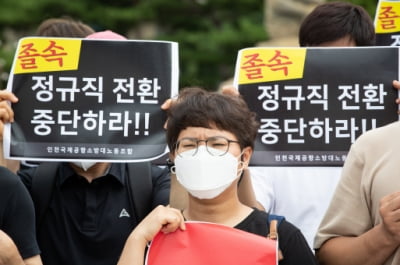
[183,191,253,227]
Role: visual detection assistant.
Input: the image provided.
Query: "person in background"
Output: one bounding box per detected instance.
[118,87,318,265]
[0,167,41,265]
[0,16,97,265]
[298,1,375,47]
[314,121,400,264]
[15,17,95,171]
[36,17,95,37]
[249,1,382,248]
[0,28,170,265]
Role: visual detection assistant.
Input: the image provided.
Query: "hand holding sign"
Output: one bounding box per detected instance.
[393,80,400,113]
[0,90,18,141]
[0,90,20,172]
[117,205,186,265]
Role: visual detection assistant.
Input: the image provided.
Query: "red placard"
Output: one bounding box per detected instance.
[146,222,277,265]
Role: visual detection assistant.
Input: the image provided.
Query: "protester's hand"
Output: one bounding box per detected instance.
[161,98,173,129]
[161,85,240,111]
[0,91,18,141]
[393,80,400,113]
[160,98,173,111]
[379,191,400,245]
[132,205,185,243]
[221,85,239,96]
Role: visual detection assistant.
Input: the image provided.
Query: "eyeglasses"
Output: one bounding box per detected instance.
[175,136,240,157]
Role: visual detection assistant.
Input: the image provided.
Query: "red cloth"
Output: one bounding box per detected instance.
[146,221,277,265]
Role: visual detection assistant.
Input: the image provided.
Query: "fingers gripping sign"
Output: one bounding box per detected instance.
[117,205,185,265]
[134,205,186,243]
[0,90,18,151]
[0,91,18,125]
[393,80,400,114]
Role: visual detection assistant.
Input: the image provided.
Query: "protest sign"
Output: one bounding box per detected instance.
[146,222,277,265]
[374,0,400,46]
[4,37,179,162]
[234,47,399,166]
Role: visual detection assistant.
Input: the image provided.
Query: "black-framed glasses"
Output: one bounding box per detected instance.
[175,136,240,157]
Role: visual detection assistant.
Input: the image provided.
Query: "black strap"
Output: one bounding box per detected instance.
[31,162,60,230]
[267,214,285,261]
[126,162,153,222]
[268,214,285,225]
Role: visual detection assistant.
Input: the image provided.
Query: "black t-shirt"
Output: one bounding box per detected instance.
[0,166,39,259]
[18,162,170,265]
[235,209,318,265]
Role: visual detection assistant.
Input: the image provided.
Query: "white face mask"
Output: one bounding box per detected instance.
[172,146,243,199]
[71,161,97,171]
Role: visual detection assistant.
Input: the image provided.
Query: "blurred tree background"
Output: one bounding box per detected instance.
[0,0,379,91]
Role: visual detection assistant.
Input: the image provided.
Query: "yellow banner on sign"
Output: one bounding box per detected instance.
[375,1,400,33]
[237,48,306,85]
[14,38,81,74]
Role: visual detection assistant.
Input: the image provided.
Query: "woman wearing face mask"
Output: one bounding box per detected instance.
[117,87,317,265]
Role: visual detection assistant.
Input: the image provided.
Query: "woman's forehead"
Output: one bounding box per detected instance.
[178,127,237,140]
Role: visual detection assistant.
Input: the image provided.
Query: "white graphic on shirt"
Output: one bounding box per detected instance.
[119,208,131,218]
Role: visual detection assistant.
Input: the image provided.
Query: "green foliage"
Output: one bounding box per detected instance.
[0,0,267,90]
[0,48,14,90]
[1,0,380,90]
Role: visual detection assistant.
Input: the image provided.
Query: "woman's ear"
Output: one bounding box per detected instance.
[168,151,176,162]
[241,147,253,168]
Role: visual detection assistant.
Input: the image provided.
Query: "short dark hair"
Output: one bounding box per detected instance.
[166,87,259,152]
[36,17,95,38]
[299,1,375,47]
